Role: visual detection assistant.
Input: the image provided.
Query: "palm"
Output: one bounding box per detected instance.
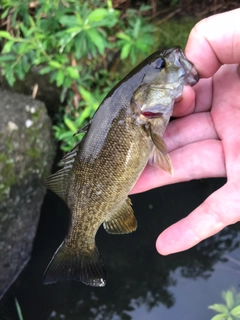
[131,63,240,254]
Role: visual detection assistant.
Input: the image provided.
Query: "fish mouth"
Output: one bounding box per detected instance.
[178,54,199,86]
[169,47,199,86]
[186,65,199,86]
[141,111,163,119]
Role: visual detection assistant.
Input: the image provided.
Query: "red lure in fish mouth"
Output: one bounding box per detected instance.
[141,111,163,119]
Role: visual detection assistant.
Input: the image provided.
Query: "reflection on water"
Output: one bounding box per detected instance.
[0,178,240,320]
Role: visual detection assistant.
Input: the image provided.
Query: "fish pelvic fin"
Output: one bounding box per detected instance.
[43,242,106,287]
[149,146,173,175]
[103,197,137,234]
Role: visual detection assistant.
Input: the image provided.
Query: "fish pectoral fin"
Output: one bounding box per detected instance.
[149,147,173,175]
[43,242,106,287]
[103,198,137,234]
[150,127,168,155]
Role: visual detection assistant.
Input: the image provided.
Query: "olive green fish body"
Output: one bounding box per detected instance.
[43,47,199,286]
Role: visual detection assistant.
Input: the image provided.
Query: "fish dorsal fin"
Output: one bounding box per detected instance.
[73,121,91,136]
[149,147,173,175]
[103,198,137,234]
[44,143,80,203]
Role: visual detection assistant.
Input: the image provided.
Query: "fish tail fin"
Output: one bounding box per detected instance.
[43,242,106,287]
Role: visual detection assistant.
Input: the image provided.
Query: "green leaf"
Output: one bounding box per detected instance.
[59,15,79,27]
[15,298,24,320]
[19,23,30,37]
[49,60,62,69]
[1,8,10,19]
[132,18,141,39]
[64,117,78,133]
[79,86,91,102]
[210,314,226,320]
[2,41,14,53]
[87,8,109,22]
[0,31,14,41]
[87,29,105,55]
[0,54,16,62]
[225,290,234,309]
[120,43,131,60]
[116,32,131,42]
[5,68,15,86]
[39,66,53,75]
[209,304,229,314]
[56,70,65,87]
[58,130,74,140]
[231,305,240,317]
[66,66,79,80]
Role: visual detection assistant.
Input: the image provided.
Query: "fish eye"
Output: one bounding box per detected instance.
[154,58,166,69]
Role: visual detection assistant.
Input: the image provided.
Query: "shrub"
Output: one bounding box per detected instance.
[0,0,155,151]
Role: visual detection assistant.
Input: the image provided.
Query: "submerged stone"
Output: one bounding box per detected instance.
[0,88,56,299]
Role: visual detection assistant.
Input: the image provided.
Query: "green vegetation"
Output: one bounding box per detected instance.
[15,298,24,320]
[0,0,155,151]
[155,16,197,49]
[209,288,240,320]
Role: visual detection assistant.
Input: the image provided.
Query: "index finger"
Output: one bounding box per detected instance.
[185,8,240,78]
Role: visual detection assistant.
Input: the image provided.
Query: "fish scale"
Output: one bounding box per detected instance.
[43,46,199,286]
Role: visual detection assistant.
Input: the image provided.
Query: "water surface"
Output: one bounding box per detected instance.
[1,178,240,320]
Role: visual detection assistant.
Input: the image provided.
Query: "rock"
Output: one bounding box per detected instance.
[0,89,56,299]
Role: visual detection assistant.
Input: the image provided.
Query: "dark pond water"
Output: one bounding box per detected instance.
[1,177,240,320]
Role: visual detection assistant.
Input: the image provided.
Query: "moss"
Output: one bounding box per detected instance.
[0,153,16,201]
[24,147,41,159]
[0,133,18,201]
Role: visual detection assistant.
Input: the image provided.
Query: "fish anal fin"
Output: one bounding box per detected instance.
[149,147,173,176]
[43,242,106,287]
[103,198,137,234]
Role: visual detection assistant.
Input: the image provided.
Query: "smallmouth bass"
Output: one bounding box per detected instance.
[43,47,199,287]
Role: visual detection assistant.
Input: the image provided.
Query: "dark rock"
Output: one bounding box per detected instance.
[0,89,56,299]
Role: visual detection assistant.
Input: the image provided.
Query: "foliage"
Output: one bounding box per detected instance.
[208,288,240,320]
[0,0,155,151]
[15,298,24,320]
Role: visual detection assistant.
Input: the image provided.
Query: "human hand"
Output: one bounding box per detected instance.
[131,9,240,255]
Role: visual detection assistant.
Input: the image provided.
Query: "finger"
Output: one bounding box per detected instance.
[173,78,213,117]
[185,9,240,77]
[156,180,240,255]
[172,86,196,117]
[164,112,219,152]
[130,139,225,194]
[209,64,240,178]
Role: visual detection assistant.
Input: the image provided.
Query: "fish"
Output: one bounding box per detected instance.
[43,46,199,287]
